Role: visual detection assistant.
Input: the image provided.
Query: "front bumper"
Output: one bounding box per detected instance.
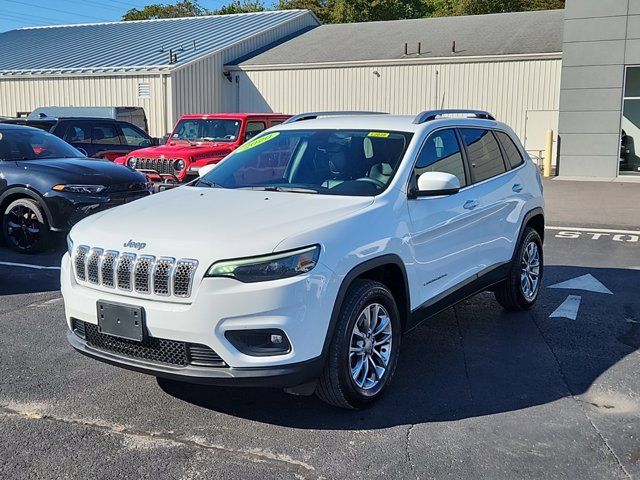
[67,330,323,387]
[61,253,337,384]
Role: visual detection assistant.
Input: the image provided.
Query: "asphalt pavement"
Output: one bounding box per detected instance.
[0,194,639,479]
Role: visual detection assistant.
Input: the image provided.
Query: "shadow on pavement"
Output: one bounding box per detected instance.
[0,241,65,296]
[158,265,640,429]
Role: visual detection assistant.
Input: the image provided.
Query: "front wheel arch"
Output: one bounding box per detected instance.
[0,187,54,230]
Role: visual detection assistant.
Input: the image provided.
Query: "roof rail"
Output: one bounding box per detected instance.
[413,109,496,124]
[283,111,388,124]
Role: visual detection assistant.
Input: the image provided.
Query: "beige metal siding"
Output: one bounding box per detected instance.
[171,13,317,121]
[0,74,168,136]
[235,59,562,140]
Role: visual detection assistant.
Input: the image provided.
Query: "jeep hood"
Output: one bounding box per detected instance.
[70,186,373,263]
[129,143,233,158]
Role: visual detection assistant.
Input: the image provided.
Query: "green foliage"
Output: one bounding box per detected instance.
[122,0,206,20]
[214,0,265,14]
[276,0,333,23]
[123,0,565,22]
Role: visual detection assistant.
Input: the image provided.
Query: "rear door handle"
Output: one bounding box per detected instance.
[512,183,523,193]
[463,200,479,210]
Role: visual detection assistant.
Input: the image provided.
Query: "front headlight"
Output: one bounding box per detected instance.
[127,157,137,168]
[205,245,320,283]
[66,234,74,256]
[53,184,107,194]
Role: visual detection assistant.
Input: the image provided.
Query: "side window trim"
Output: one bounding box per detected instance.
[494,130,525,170]
[491,130,512,172]
[408,127,469,192]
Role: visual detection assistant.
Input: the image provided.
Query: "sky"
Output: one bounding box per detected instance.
[1,0,231,32]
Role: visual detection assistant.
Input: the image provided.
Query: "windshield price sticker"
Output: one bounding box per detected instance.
[236,132,280,153]
[368,132,390,138]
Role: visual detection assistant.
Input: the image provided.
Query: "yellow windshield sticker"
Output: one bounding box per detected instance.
[368,132,390,138]
[235,132,280,153]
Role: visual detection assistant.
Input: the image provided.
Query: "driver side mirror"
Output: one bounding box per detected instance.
[410,171,460,198]
[198,163,217,178]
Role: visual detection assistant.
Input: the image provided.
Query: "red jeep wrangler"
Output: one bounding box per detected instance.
[114,113,290,190]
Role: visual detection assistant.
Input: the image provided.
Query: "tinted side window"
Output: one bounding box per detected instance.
[92,123,120,145]
[414,129,467,187]
[459,129,506,183]
[120,123,149,147]
[244,122,266,141]
[63,123,91,144]
[495,131,524,169]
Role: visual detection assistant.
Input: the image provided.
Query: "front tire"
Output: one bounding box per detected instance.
[2,198,51,254]
[316,279,401,409]
[494,227,543,311]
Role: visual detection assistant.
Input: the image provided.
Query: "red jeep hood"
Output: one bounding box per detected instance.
[128,143,233,157]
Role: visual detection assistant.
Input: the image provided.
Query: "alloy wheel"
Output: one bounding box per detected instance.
[5,204,41,251]
[349,303,393,390]
[520,241,541,300]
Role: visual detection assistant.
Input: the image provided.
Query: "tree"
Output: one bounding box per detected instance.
[213,0,265,15]
[122,0,207,20]
[331,0,426,23]
[276,0,334,24]
[443,0,564,16]
[123,0,566,22]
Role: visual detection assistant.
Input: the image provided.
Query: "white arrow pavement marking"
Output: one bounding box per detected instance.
[548,273,613,295]
[0,261,60,270]
[549,295,582,320]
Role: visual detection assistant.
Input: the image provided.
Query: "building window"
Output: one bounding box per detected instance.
[137,83,151,99]
[622,67,640,174]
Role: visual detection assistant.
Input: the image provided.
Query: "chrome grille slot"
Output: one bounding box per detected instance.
[152,257,174,296]
[174,260,198,297]
[74,245,89,281]
[86,248,103,284]
[134,157,175,174]
[101,251,118,288]
[72,247,197,298]
[134,255,155,293]
[116,253,136,291]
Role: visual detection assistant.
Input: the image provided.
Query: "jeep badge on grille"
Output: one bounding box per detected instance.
[123,239,147,250]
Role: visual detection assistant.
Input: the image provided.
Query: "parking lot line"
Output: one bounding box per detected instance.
[0,261,60,270]
[546,226,640,235]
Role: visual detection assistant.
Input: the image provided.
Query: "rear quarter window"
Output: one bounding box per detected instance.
[495,131,525,169]
[459,128,506,183]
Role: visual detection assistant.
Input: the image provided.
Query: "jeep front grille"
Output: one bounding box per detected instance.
[73,246,198,298]
[132,158,178,174]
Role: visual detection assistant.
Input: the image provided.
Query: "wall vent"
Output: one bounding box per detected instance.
[137,83,151,99]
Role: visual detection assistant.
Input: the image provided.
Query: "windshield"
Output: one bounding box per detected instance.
[196,129,413,196]
[0,128,83,160]
[170,119,241,143]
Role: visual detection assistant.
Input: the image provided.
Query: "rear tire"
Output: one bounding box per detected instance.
[2,198,51,254]
[316,279,401,409]
[494,227,543,311]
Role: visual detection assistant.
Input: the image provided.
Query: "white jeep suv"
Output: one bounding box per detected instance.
[62,110,544,409]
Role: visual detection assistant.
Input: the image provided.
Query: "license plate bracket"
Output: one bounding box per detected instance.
[97,301,145,342]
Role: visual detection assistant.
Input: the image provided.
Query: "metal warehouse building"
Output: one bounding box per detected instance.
[0,10,319,136]
[228,10,564,158]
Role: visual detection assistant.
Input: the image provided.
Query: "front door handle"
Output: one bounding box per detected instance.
[463,200,479,210]
[512,183,523,193]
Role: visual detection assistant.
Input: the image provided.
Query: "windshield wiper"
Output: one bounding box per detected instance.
[197,178,223,189]
[240,186,319,194]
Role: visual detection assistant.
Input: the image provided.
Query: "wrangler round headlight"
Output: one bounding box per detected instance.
[127,157,137,168]
[205,245,320,283]
[174,159,186,171]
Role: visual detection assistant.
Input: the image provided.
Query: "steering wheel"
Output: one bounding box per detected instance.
[355,177,386,188]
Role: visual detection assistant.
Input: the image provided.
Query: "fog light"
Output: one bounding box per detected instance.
[225,329,291,356]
